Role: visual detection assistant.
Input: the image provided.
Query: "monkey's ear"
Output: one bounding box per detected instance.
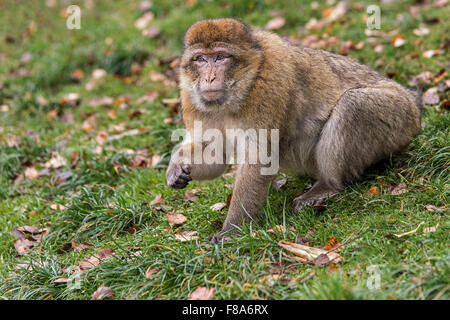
[183,18,253,48]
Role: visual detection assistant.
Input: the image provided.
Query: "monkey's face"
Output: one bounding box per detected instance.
[180,19,264,113]
[190,47,233,104]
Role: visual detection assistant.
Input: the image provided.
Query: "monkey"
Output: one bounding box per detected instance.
[165,18,422,243]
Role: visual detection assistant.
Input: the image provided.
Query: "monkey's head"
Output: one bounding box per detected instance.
[180,18,263,113]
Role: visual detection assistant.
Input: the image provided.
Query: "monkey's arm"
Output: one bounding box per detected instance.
[209,164,276,242]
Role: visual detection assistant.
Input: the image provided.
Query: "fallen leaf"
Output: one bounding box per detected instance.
[53,278,70,284]
[210,202,226,211]
[265,16,285,30]
[136,91,159,104]
[148,71,166,82]
[188,286,214,300]
[78,248,115,269]
[423,49,440,58]
[267,225,285,233]
[44,152,67,169]
[389,183,408,195]
[409,71,433,86]
[92,286,114,300]
[368,186,381,195]
[134,12,154,30]
[71,69,84,81]
[24,167,39,180]
[324,236,339,250]
[278,240,343,264]
[391,35,406,47]
[184,189,200,202]
[50,203,66,211]
[94,131,108,145]
[14,239,34,255]
[142,26,160,38]
[59,93,80,107]
[150,194,165,206]
[423,87,440,105]
[145,267,160,278]
[175,231,199,242]
[413,26,430,37]
[167,212,187,226]
[46,110,58,120]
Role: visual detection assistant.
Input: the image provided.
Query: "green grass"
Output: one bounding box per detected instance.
[0,0,448,300]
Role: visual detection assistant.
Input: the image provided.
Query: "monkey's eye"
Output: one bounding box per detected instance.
[215,54,228,61]
[193,55,207,63]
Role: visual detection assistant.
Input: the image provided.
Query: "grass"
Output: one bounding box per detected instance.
[0,0,448,300]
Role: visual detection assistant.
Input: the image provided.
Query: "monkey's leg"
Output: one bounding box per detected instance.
[294,84,421,211]
[208,164,276,243]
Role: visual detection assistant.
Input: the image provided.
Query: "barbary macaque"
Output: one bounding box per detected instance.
[166,18,422,243]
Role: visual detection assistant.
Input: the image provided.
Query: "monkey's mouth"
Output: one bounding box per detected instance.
[201,90,225,102]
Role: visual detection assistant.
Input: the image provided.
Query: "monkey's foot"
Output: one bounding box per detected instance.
[293,196,326,212]
[207,234,232,244]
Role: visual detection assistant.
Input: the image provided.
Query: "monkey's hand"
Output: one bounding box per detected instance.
[166,163,192,189]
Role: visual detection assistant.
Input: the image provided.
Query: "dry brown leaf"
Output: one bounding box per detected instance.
[46,110,58,120]
[92,286,114,300]
[324,236,339,250]
[59,93,80,107]
[278,240,343,264]
[50,203,66,211]
[95,131,108,145]
[78,248,115,269]
[150,194,165,206]
[148,71,166,82]
[389,183,408,195]
[145,267,160,278]
[423,87,440,105]
[367,186,381,195]
[142,26,160,38]
[267,225,285,233]
[24,167,40,180]
[136,91,159,105]
[265,16,285,30]
[167,212,187,226]
[188,286,214,300]
[71,69,84,81]
[391,35,406,47]
[175,231,199,242]
[134,12,154,30]
[210,202,226,211]
[423,49,441,59]
[53,278,70,284]
[81,115,97,132]
[184,189,200,202]
[44,152,67,169]
[14,239,34,255]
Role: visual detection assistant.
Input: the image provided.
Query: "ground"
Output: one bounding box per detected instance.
[0,0,448,300]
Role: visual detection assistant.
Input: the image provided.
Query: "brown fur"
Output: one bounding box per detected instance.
[166,18,422,243]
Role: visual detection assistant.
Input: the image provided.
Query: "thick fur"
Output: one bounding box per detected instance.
[166,18,422,242]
